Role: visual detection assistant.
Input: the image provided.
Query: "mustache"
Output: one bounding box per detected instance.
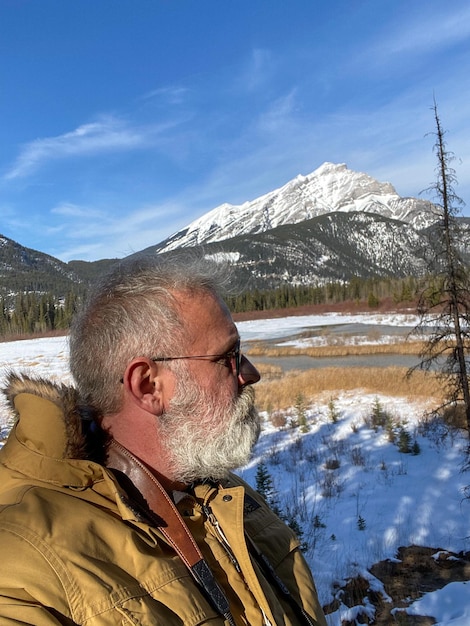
[234,384,256,416]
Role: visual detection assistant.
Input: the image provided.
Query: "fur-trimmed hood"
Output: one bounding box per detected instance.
[2,371,108,464]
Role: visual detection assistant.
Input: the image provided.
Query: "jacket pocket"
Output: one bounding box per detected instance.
[107,581,225,626]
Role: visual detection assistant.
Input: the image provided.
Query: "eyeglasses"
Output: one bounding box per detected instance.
[151,339,242,377]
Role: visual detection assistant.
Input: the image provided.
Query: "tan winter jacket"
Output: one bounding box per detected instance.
[0,373,327,626]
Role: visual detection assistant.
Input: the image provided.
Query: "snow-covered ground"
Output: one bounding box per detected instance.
[237,311,420,343]
[1,313,469,625]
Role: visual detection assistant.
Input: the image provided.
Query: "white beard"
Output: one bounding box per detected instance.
[159,366,260,484]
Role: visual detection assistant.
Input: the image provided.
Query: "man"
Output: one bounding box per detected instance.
[0,254,327,625]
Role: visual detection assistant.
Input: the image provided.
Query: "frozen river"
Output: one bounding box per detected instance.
[250,352,420,372]
[237,312,422,372]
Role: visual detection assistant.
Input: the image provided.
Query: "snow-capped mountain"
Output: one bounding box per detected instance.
[177,211,432,291]
[154,162,437,254]
[2,162,467,298]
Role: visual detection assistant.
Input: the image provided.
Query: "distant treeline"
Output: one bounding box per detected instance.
[0,291,81,338]
[0,276,419,339]
[225,275,419,313]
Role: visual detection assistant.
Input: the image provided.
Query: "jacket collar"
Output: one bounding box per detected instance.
[1,372,109,485]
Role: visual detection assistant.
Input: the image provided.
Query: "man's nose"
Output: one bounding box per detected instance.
[238,355,261,386]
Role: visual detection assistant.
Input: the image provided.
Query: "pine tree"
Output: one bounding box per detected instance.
[255,463,282,516]
[294,393,309,432]
[410,102,470,436]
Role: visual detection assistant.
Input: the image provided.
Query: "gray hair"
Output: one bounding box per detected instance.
[69,252,231,415]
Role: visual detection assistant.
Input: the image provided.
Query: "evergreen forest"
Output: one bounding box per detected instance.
[0,291,82,338]
[0,275,419,340]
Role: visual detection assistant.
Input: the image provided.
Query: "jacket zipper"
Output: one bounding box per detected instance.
[202,504,242,573]
[202,504,274,626]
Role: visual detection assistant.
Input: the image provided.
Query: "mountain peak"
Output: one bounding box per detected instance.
[312,161,347,175]
[153,162,433,254]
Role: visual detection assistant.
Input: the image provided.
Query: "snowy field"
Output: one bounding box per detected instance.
[1,313,469,625]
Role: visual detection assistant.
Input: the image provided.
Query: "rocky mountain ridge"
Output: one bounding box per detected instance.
[0,162,464,299]
[153,162,438,254]
[180,211,431,291]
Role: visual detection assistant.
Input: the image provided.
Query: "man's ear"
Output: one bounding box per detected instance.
[122,358,165,415]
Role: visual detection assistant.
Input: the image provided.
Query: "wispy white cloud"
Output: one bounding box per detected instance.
[356,4,470,71]
[232,48,276,94]
[3,116,146,180]
[51,202,108,219]
[140,85,189,104]
[387,5,470,56]
[57,242,113,262]
[49,199,192,262]
[256,90,298,134]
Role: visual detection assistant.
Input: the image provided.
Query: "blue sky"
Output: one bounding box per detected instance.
[1,0,470,262]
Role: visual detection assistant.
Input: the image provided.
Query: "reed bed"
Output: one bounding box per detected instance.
[253,365,445,411]
[246,340,425,359]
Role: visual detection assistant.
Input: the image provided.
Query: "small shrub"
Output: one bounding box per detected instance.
[313,514,326,529]
[286,514,309,552]
[370,396,388,430]
[255,463,274,501]
[357,515,366,531]
[270,410,287,428]
[255,463,282,515]
[396,460,408,475]
[386,419,397,443]
[288,413,299,429]
[324,457,341,471]
[305,448,320,464]
[321,471,344,498]
[397,428,411,453]
[418,411,450,448]
[350,446,367,467]
[328,397,340,423]
[292,435,305,455]
[411,439,421,455]
[310,513,327,552]
[294,393,309,432]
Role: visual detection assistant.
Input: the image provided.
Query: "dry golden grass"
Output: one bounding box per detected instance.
[254,365,445,411]
[246,340,425,358]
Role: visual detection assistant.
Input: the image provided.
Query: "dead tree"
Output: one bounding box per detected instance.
[411,102,470,435]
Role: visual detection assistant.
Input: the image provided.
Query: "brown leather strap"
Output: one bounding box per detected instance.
[107,439,202,569]
[106,440,236,625]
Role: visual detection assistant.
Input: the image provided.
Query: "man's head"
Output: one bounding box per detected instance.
[152,287,261,483]
[69,253,261,482]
